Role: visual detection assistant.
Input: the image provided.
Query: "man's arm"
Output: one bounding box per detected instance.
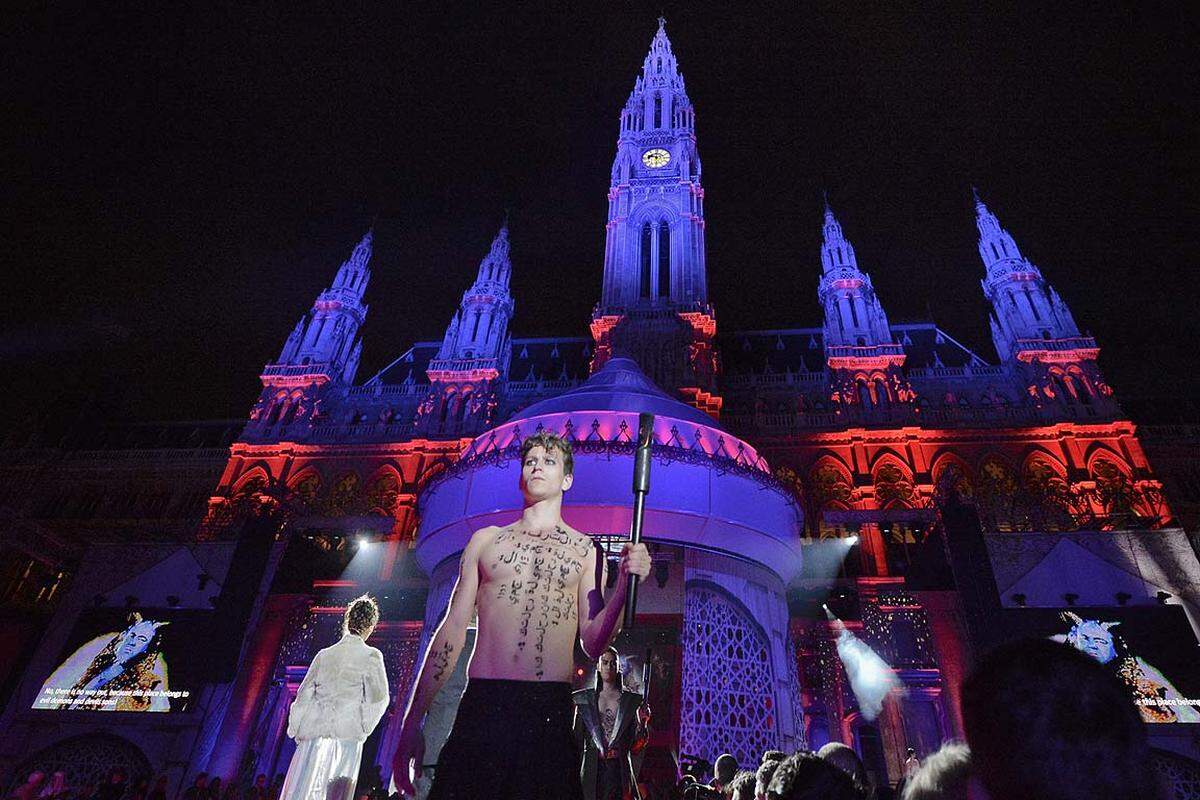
[399,528,488,726]
[578,541,651,659]
[391,527,490,793]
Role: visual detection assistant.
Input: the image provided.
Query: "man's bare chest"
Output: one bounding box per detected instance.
[480,527,592,594]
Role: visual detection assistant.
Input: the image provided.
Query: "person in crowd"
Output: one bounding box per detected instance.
[243,776,266,800]
[765,753,866,800]
[37,773,68,800]
[710,755,739,795]
[899,742,970,800]
[180,775,207,800]
[817,742,870,795]
[147,777,168,800]
[755,757,784,800]
[574,646,651,800]
[725,770,757,800]
[282,595,389,800]
[962,638,1158,800]
[10,772,46,800]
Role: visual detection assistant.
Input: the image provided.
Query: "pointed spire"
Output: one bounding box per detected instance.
[640,16,682,84]
[475,221,512,287]
[973,188,1025,269]
[820,197,856,272]
[349,229,373,268]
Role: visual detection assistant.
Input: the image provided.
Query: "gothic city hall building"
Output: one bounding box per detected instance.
[3,19,1199,796]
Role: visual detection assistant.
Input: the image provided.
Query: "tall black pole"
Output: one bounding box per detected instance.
[624,412,654,630]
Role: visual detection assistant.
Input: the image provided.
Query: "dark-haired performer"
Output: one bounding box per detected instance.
[574,647,651,800]
[392,432,652,799]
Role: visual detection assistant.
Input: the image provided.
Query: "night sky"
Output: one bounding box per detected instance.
[6,4,1198,425]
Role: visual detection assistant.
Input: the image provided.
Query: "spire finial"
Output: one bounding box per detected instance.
[971,185,982,204]
[822,190,831,213]
[657,15,666,32]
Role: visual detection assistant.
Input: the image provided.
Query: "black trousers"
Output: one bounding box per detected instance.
[429,678,582,800]
[596,757,625,800]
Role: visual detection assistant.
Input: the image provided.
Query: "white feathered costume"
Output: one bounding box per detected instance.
[281,633,390,800]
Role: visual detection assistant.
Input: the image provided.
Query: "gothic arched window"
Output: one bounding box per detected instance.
[640,223,652,299]
[281,398,300,426]
[654,94,662,128]
[874,378,890,406]
[857,380,872,407]
[657,222,670,299]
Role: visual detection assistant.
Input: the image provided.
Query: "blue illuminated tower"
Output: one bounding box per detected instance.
[818,200,912,410]
[415,224,515,435]
[251,231,372,429]
[592,18,717,398]
[975,190,1115,411]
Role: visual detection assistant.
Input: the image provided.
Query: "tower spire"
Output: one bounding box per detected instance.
[817,202,913,410]
[250,230,373,434]
[592,18,713,392]
[973,190,1113,413]
[418,222,515,436]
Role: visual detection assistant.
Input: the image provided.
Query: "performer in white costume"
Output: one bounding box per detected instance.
[282,595,390,800]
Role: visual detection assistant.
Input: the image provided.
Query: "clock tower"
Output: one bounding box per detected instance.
[591,19,718,407]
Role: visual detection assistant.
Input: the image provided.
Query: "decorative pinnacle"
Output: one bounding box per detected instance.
[657,15,666,32]
[822,190,832,214]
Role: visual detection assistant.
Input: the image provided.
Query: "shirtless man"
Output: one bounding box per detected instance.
[392,432,652,799]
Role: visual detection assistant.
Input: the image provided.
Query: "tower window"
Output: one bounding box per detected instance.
[640,223,652,299]
[1024,289,1042,321]
[847,295,860,327]
[471,310,482,341]
[991,243,999,259]
[657,222,670,299]
[654,95,662,128]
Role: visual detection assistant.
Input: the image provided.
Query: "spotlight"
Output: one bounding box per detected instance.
[357,534,370,547]
[847,535,859,545]
[1156,591,1172,605]
[1115,592,1131,606]
[1011,593,1027,607]
[1063,593,1079,607]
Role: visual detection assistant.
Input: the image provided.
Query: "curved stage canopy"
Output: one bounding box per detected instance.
[415,358,804,581]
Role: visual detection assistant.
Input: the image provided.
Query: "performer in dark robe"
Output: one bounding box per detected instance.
[573,647,651,800]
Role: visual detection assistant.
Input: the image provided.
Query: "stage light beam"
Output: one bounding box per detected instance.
[827,612,902,721]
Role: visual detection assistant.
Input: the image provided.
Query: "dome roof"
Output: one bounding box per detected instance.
[510,357,719,428]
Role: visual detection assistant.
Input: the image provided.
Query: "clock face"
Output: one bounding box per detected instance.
[642,148,671,168]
